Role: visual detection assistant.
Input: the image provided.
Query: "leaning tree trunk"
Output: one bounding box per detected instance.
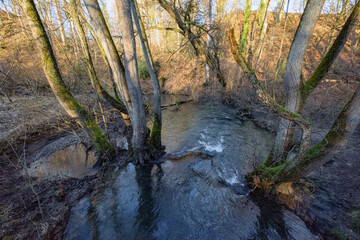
[116,0,147,164]
[301,1,360,105]
[83,0,132,114]
[69,0,127,114]
[273,0,326,162]
[131,0,162,152]
[229,29,311,182]
[283,83,360,181]
[21,0,113,159]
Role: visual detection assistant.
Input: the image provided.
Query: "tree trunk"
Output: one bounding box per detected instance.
[131,0,162,152]
[302,1,360,104]
[240,0,252,55]
[69,0,127,115]
[133,0,155,68]
[21,0,113,159]
[273,0,325,162]
[83,0,132,115]
[274,0,285,26]
[284,84,360,181]
[116,0,148,164]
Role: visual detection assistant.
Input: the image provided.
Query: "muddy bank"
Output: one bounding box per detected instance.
[0,129,130,240]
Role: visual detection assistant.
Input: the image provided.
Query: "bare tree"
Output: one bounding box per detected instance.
[116,0,148,164]
[273,0,326,162]
[21,0,113,160]
[158,0,226,88]
[131,0,162,152]
[69,0,127,114]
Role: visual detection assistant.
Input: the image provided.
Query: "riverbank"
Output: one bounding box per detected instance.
[1,91,360,239]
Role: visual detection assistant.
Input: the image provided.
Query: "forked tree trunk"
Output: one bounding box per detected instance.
[273,0,326,162]
[283,84,360,181]
[69,0,127,114]
[116,0,147,164]
[83,0,132,113]
[21,0,113,159]
[158,0,226,88]
[131,0,162,151]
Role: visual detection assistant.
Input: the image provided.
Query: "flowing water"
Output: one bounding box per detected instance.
[64,102,319,240]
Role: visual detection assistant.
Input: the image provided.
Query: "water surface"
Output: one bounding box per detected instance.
[64,102,318,239]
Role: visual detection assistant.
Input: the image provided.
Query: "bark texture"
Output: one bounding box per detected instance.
[21,0,113,159]
[273,0,325,161]
[83,0,132,113]
[131,0,162,151]
[69,0,127,114]
[116,0,147,164]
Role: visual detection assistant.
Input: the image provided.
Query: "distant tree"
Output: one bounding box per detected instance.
[158,0,227,88]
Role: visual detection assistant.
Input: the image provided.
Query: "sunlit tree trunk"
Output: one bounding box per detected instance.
[69,0,127,114]
[273,0,325,162]
[116,0,147,164]
[240,0,252,55]
[21,0,113,159]
[131,0,162,151]
[83,0,132,113]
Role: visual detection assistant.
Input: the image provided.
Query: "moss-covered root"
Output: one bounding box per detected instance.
[150,113,162,152]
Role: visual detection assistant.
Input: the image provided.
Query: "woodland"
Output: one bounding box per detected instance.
[0,0,360,239]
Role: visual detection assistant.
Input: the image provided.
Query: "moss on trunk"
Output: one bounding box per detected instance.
[22,0,113,159]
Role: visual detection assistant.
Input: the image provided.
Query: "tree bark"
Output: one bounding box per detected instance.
[116,0,147,164]
[302,1,360,104]
[240,0,252,55]
[69,0,127,115]
[83,0,132,114]
[21,0,113,159]
[273,0,325,162]
[229,29,311,163]
[131,0,162,152]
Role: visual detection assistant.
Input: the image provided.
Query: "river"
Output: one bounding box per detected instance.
[63,101,319,240]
